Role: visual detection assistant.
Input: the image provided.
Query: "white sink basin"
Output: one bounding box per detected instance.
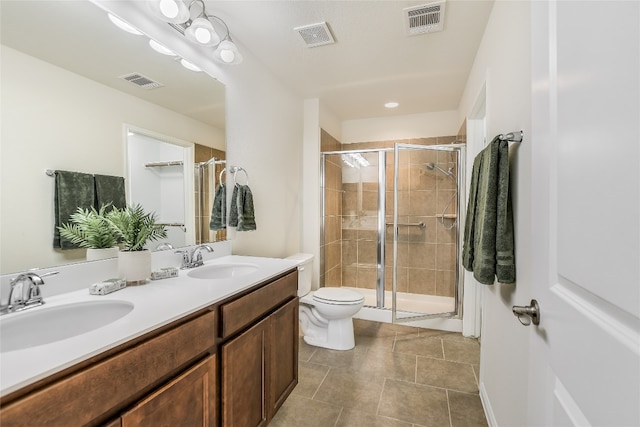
[0,300,134,353]
[187,263,259,280]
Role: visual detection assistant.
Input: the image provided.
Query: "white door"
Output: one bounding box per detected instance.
[529,1,639,425]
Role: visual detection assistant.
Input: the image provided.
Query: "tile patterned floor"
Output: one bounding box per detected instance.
[270,319,488,427]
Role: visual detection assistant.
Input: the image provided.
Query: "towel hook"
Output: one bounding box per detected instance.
[219,167,226,185]
[230,166,249,186]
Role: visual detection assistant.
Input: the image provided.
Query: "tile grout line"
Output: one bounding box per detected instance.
[375,377,388,417]
[332,407,343,427]
[446,389,453,427]
[310,366,332,401]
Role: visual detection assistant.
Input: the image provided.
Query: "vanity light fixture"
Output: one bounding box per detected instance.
[147,0,243,64]
[341,153,370,169]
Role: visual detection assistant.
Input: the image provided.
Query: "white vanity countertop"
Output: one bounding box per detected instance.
[0,255,298,396]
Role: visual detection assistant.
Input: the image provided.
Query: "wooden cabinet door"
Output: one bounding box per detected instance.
[268,297,299,418]
[121,354,217,427]
[221,317,270,427]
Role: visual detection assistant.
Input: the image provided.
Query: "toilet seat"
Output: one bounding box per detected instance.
[312,287,365,305]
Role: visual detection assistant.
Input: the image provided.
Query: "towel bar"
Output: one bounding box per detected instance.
[385,222,426,229]
[230,166,249,185]
[157,223,186,232]
[499,130,524,143]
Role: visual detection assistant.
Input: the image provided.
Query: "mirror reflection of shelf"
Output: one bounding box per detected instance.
[144,161,183,168]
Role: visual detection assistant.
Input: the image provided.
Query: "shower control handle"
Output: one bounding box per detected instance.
[512,299,540,326]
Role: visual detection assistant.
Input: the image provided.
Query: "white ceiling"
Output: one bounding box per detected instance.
[0,0,226,129]
[209,0,494,121]
[1,0,494,126]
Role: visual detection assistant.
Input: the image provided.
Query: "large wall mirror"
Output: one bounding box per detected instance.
[0,1,226,274]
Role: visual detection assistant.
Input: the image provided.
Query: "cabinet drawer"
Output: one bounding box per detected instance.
[0,310,216,427]
[121,354,217,427]
[220,270,297,339]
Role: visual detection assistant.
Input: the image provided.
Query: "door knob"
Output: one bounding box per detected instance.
[512,299,540,326]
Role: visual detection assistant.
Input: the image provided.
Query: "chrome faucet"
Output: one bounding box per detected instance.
[1,270,59,314]
[176,245,214,269]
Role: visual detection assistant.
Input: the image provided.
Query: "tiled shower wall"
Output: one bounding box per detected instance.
[320,131,463,298]
[195,144,226,244]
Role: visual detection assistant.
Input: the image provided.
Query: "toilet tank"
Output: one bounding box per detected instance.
[285,253,314,297]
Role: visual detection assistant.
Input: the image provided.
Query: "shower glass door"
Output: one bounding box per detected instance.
[391,143,465,323]
[321,143,465,323]
[321,150,386,307]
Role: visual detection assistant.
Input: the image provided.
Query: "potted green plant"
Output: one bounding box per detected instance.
[105,204,167,284]
[57,204,119,261]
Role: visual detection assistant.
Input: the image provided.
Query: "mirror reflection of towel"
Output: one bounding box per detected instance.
[94,174,126,210]
[53,170,95,249]
[229,184,256,231]
[210,183,227,230]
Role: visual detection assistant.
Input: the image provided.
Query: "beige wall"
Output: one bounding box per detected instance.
[0,46,223,273]
[456,1,532,425]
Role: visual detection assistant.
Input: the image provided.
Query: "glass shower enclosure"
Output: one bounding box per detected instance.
[321,143,465,323]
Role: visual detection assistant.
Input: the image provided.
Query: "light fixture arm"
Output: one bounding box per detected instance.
[187,0,207,20]
[205,14,230,42]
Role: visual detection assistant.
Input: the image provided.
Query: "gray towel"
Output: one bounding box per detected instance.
[94,174,126,211]
[229,184,256,231]
[209,183,227,230]
[462,136,515,284]
[53,170,95,249]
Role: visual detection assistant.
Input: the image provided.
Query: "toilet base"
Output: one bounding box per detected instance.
[301,317,356,351]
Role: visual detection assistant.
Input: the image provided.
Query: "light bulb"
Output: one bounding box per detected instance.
[194,27,211,44]
[220,49,235,63]
[108,14,143,35]
[180,59,202,72]
[159,0,179,19]
[149,40,176,56]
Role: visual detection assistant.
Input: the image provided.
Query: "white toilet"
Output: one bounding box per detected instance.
[286,253,364,351]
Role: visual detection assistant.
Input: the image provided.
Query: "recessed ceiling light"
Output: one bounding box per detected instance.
[385,102,399,109]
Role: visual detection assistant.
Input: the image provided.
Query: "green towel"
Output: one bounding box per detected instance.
[209,183,227,230]
[229,184,256,231]
[462,136,515,284]
[94,174,126,210]
[53,170,95,249]
[229,184,239,227]
[236,184,256,231]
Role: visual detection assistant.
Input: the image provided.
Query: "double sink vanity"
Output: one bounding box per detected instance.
[0,255,300,426]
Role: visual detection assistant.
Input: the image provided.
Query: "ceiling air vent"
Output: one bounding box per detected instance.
[294,22,335,48]
[403,1,446,36]
[119,73,164,90]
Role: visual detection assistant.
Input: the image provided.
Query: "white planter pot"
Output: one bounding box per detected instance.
[86,246,119,262]
[118,250,151,285]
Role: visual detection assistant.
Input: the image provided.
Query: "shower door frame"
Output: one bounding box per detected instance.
[321,149,389,309]
[391,143,466,324]
[320,144,465,323]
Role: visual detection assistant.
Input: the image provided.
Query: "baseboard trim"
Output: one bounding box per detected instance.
[479,381,498,427]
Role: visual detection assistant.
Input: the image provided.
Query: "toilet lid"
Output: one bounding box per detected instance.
[313,288,364,305]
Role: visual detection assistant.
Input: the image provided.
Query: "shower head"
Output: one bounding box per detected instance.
[426,162,455,179]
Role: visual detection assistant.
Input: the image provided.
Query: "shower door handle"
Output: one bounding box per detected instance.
[512,299,540,326]
[385,222,426,229]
